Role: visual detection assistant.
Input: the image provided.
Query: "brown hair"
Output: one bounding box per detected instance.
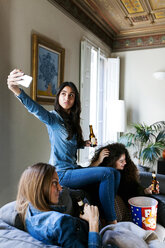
[91,143,139,183]
[16,163,55,225]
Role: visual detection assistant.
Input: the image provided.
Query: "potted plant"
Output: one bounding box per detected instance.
[119,121,165,171]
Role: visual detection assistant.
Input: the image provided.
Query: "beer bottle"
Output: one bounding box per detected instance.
[77,197,84,215]
[89,125,97,147]
[151,171,157,194]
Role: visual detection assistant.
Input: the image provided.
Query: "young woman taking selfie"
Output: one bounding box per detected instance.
[7,69,120,225]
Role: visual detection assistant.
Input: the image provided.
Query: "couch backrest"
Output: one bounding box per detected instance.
[0,201,24,230]
[0,202,61,248]
[0,219,60,248]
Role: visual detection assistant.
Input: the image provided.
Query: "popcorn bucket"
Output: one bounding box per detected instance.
[128,196,158,230]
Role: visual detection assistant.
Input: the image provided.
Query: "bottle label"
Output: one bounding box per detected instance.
[78,200,84,207]
[91,137,96,145]
[152,181,157,193]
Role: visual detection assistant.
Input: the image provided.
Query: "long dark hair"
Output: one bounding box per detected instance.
[54,82,84,147]
[91,143,139,183]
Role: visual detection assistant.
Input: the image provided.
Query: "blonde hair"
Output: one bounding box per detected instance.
[16,163,55,225]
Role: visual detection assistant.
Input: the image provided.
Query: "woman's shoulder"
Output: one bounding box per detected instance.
[26,205,73,229]
[49,110,57,115]
[36,211,77,232]
[49,110,63,120]
[25,206,80,245]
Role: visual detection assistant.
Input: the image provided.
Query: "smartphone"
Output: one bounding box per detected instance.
[18,75,32,88]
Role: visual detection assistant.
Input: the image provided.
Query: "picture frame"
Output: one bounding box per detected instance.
[31,33,65,105]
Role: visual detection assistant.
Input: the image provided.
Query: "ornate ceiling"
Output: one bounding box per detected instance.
[49,0,165,51]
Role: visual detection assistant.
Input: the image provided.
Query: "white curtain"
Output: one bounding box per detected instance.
[79,39,120,165]
[105,58,120,142]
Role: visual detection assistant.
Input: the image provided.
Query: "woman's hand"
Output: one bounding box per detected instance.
[7,69,23,96]
[84,140,91,147]
[90,148,110,167]
[98,148,110,164]
[80,204,99,232]
[84,139,98,147]
[144,182,159,194]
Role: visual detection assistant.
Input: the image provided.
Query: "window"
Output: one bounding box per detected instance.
[79,39,120,165]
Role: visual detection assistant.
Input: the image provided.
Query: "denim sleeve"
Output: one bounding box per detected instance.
[16,89,55,125]
[88,232,102,248]
[51,215,101,248]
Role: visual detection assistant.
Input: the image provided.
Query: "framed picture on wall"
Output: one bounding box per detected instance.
[31,33,65,105]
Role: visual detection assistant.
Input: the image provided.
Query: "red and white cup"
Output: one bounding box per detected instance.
[128,196,158,230]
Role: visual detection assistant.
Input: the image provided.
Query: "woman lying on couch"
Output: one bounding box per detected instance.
[16,162,101,248]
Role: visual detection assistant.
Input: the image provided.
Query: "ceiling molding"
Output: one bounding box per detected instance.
[48,0,113,47]
[113,33,165,52]
[48,0,165,52]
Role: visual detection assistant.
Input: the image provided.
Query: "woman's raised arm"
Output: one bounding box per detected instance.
[7,69,55,126]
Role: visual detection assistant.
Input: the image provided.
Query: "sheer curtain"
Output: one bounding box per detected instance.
[79,39,120,165]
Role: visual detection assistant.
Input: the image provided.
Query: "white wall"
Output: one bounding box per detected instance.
[0,0,111,206]
[112,48,165,126]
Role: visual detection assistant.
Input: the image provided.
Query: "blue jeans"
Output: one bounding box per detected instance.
[57,167,120,221]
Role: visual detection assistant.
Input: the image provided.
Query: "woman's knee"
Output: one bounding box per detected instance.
[100,167,117,180]
[114,169,121,180]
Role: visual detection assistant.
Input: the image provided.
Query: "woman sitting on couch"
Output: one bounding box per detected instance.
[90,143,159,204]
[7,69,120,226]
[16,162,101,248]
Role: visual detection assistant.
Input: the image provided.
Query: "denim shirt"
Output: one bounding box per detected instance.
[25,204,101,248]
[17,90,81,171]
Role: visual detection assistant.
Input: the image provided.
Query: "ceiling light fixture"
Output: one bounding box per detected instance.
[153,72,165,80]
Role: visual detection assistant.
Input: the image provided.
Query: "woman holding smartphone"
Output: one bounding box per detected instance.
[7,69,120,225]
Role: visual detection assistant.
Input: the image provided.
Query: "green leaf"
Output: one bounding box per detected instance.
[156,131,165,144]
[119,120,165,166]
[141,142,164,163]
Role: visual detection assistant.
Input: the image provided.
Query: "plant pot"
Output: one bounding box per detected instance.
[137,164,150,172]
[162,149,165,160]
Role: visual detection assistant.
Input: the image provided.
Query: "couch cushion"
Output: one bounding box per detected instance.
[152,194,165,205]
[0,201,24,230]
[100,221,165,248]
[156,200,165,228]
[0,219,60,248]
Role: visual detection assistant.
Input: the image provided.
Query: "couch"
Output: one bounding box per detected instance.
[0,172,165,248]
[0,201,61,248]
